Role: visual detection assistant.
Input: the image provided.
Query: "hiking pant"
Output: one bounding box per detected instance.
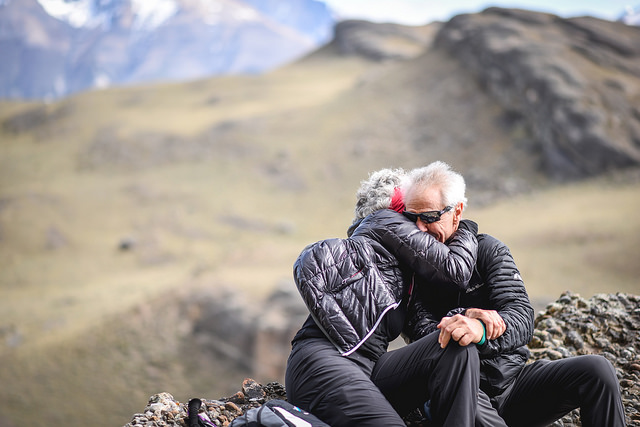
[285,332,480,427]
[477,355,625,427]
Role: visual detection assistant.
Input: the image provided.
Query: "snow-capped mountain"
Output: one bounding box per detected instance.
[0,0,335,99]
[619,4,640,26]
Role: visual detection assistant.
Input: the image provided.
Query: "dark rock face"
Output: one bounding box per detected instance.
[124,292,640,426]
[434,8,640,181]
[191,282,309,383]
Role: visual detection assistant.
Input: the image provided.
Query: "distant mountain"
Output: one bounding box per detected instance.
[619,5,640,26]
[0,0,335,100]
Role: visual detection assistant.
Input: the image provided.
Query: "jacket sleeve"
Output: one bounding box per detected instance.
[401,289,443,342]
[474,236,534,356]
[355,210,478,291]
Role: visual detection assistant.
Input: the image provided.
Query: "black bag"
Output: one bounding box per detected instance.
[187,398,216,427]
[229,399,330,427]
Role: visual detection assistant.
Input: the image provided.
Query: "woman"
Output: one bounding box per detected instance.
[285,168,482,426]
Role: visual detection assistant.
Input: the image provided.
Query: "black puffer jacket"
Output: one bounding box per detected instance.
[293,209,478,358]
[403,219,535,396]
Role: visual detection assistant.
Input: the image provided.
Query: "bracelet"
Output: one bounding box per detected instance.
[477,319,486,346]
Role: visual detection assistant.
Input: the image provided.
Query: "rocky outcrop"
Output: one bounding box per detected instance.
[124,379,287,427]
[530,291,640,426]
[332,19,438,61]
[191,282,309,383]
[434,8,640,180]
[124,292,640,427]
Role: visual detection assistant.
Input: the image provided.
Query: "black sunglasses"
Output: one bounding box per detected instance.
[402,206,453,224]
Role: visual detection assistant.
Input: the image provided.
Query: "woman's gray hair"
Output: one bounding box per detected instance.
[352,168,407,222]
[406,161,467,210]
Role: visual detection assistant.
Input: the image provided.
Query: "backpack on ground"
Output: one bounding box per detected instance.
[187,398,216,427]
[229,399,330,427]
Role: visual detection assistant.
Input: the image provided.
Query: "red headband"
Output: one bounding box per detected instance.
[390,187,404,213]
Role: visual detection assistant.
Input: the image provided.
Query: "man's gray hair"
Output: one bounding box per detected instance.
[353,168,407,222]
[406,161,467,210]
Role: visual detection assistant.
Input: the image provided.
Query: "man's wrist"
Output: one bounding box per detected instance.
[476,319,486,345]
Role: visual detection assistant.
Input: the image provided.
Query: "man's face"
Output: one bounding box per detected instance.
[403,184,463,243]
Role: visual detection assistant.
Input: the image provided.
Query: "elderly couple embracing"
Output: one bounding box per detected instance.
[284,162,625,427]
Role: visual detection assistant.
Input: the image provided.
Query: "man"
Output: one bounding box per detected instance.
[402,161,625,427]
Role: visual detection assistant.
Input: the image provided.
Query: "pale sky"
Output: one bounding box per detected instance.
[323,0,637,26]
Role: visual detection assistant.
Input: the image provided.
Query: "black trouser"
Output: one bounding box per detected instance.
[478,355,626,427]
[285,332,480,427]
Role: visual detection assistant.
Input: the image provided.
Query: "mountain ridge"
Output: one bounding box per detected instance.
[0,0,334,99]
[433,7,640,180]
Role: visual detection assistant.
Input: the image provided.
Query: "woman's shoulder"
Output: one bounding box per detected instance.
[352,209,413,236]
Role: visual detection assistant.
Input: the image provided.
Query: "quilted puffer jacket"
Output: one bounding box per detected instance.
[403,219,535,397]
[293,209,478,357]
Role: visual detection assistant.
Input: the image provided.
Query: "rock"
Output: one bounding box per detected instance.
[118,237,136,251]
[433,8,640,180]
[123,381,287,427]
[124,292,640,426]
[242,378,266,401]
[531,291,640,426]
[191,281,309,382]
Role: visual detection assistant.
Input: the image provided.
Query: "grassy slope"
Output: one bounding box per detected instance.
[0,42,639,427]
[0,48,368,347]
